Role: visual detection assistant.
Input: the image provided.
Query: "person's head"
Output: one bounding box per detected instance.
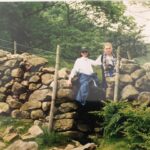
[103,42,113,55]
[80,47,89,57]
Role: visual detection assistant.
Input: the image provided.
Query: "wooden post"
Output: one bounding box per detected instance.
[113,46,120,102]
[127,50,132,60]
[48,45,60,132]
[14,41,17,54]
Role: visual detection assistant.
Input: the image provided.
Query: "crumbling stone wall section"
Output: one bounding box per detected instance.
[0,50,150,138]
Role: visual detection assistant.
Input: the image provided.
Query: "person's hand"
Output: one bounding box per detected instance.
[67,80,72,87]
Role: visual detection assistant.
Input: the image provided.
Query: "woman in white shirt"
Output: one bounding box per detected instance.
[68,48,100,105]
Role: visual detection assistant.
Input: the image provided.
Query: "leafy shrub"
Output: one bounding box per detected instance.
[96,101,150,150]
[35,128,70,149]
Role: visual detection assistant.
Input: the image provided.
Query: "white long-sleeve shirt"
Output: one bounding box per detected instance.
[69,57,101,80]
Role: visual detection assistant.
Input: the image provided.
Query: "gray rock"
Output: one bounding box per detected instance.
[0,102,10,114]
[12,82,26,94]
[121,84,139,100]
[42,102,50,111]
[58,102,78,113]
[41,67,55,73]
[28,83,41,91]
[29,75,40,83]
[54,112,77,120]
[58,68,70,79]
[31,109,44,119]
[120,63,139,73]
[137,92,150,106]
[4,59,18,68]
[41,73,54,85]
[21,101,42,111]
[54,119,75,131]
[5,140,38,150]
[131,69,145,80]
[135,75,150,90]
[6,96,22,109]
[11,68,23,78]
[57,89,73,99]
[29,89,52,102]
[119,74,133,83]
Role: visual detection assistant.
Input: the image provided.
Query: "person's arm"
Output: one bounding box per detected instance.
[90,55,102,66]
[68,59,79,85]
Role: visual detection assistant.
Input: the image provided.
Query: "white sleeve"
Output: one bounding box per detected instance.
[69,59,79,80]
[90,55,102,66]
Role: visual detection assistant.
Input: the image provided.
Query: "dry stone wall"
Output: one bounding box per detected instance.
[0,50,150,138]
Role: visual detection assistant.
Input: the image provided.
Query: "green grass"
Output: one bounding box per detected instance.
[96,138,129,150]
[0,115,32,134]
[35,128,70,150]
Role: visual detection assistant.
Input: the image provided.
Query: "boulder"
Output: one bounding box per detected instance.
[0,102,10,114]
[11,110,30,119]
[29,89,52,102]
[12,82,26,94]
[0,141,6,150]
[5,140,38,150]
[0,50,9,57]
[21,125,43,140]
[11,109,22,118]
[21,80,29,87]
[31,109,44,119]
[137,92,150,106]
[58,68,70,79]
[20,111,30,119]
[28,83,41,91]
[11,68,23,78]
[4,68,11,76]
[54,119,75,131]
[3,133,18,143]
[131,69,145,80]
[19,93,27,101]
[135,75,150,90]
[121,84,139,100]
[58,80,71,89]
[120,63,139,73]
[57,89,73,99]
[42,102,50,111]
[20,101,42,111]
[0,87,6,93]
[29,75,40,83]
[58,102,78,113]
[142,63,150,72]
[41,73,54,85]
[119,74,133,83]
[54,112,77,120]
[6,96,22,109]
[25,55,48,68]
[4,59,18,68]
[41,67,55,73]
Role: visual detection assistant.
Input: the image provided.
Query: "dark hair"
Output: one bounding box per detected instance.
[80,50,90,57]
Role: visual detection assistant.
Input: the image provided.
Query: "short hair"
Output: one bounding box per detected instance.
[103,42,112,49]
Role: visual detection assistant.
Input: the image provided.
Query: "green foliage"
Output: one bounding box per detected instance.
[35,128,70,149]
[96,101,150,150]
[0,1,147,65]
[0,116,32,134]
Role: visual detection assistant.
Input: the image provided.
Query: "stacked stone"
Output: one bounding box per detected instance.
[106,58,150,103]
[0,50,85,137]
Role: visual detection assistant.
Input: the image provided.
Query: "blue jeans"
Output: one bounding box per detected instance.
[75,73,99,105]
